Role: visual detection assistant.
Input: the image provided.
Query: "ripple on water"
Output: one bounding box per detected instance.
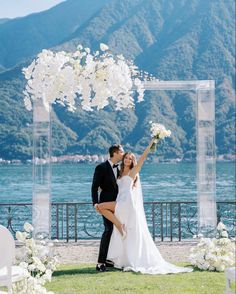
[0,162,234,203]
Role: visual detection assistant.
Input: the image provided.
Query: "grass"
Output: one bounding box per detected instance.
[231,282,236,293]
[46,263,226,294]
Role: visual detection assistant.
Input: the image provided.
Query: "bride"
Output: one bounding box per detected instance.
[96,138,193,274]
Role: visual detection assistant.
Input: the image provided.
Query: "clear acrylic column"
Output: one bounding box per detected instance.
[33,99,51,238]
[143,80,217,233]
[197,81,216,233]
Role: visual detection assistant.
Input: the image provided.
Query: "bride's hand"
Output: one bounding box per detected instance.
[94,203,100,213]
[150,137,158,147]
[94,203,102,214]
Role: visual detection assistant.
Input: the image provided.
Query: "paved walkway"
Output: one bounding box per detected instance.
[53,240,197,264]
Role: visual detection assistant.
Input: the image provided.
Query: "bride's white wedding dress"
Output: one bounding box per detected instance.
[107,175,193,274]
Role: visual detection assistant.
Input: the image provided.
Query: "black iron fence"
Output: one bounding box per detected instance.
[0,201,235,242]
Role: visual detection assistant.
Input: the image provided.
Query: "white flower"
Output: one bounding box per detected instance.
[16,231,23,241]
[16,231,28,242]
[24,96,32,111]
[84,47,90,54]
[19,262,28,269]
[189,226,234,272]
[14,222,58,293]
[28,264,36,272]
[217,222,226,231]
[23,44,149,114]
[77,44,83,51]
[221,231,228,238]
[100,43,109,51]
[24,222,34,233]
[149,122,171,152]
[45,269,52,282]
[150,122,171,139]
[216,265,225,272]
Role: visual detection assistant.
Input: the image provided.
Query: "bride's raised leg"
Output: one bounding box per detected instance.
[97,201,116,212]
[97,202,126,238]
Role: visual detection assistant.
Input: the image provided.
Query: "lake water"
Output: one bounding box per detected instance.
[0,162,235,203]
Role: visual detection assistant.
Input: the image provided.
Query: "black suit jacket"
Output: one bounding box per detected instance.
[91,160,119,205]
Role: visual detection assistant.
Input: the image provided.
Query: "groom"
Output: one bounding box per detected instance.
[91,144,124,272]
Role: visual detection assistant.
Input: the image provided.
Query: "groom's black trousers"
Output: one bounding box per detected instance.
[98,216,113,263]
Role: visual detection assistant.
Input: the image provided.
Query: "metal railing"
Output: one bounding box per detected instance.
[0,201,235,242]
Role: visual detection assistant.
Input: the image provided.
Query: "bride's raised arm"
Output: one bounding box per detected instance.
[129,137,157,179]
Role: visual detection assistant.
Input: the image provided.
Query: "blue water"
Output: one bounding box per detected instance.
[0,162,235,203]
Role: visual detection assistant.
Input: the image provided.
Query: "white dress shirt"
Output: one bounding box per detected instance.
[108,159,119,178]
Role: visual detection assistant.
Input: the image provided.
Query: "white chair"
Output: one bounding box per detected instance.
[0,225,27,294]
[226,267,236,294]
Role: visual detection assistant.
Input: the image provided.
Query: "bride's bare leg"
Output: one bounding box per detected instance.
[97,201,116,212]
[97,202,125,237]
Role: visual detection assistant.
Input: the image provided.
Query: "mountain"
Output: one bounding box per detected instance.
[0,0,235,160]
[0,0,111,69]
[0,18,10,25]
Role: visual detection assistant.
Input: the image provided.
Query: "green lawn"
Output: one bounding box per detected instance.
[46,264,226,294]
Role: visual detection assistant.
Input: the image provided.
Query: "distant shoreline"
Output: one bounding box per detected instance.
[0,155,235,165]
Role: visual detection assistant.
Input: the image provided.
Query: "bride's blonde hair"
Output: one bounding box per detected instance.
[119,152,138,186]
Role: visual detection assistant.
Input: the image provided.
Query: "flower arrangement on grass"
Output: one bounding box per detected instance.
[189,222,235,272]
[13,222,58,294]
[23,43,151,113]
[149,122,171,151]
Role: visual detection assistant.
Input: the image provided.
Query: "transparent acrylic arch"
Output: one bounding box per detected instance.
[32,79,216,238]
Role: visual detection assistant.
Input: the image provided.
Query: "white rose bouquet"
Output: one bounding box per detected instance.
[149,122,171,152]
[189,222,235,272]
[14,222,58,294]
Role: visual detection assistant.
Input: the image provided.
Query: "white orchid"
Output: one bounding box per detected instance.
[100,43,109,51]
[23,43,149,113]
[14,223,58,294]
[24,222,34,233]
[221,231,228,238]
[217,221,226,231]
[16,231,28,242]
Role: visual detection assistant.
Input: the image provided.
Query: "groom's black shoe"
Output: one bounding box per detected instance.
[96,263,106,272]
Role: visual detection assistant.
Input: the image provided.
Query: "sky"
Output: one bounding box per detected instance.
[0,0,65,19]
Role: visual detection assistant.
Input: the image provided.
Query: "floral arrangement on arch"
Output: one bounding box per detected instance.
[189,221,235,272]
[13,222,58,294]
[23,43,152,112]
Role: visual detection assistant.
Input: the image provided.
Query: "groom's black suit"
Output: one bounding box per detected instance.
[91,160,119,264]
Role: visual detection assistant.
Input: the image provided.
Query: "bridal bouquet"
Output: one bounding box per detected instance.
[13,222,58,294]
[189,222,235,272]
[149,122,171,151]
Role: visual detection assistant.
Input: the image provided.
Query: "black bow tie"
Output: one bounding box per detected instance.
[113,164,119,168]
